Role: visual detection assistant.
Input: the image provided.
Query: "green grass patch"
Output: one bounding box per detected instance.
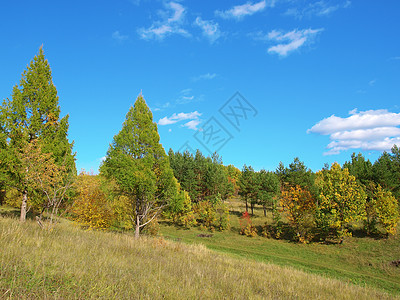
[160,198,400,295]
[1,214,397,299]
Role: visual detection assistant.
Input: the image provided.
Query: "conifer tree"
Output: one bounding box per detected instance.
[100,94,177,238]
[1,47,76,221]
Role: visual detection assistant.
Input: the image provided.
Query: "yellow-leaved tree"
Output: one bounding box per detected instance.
[315,163,367,242]
[373,185,399,235]
[280,185,316,243]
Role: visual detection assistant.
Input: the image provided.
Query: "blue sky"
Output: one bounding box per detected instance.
[1,0,399,172]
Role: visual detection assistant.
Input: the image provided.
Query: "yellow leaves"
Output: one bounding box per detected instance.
[373,185,400,235]
[71,173,114,229]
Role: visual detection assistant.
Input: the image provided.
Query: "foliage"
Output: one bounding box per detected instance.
[255,169,280,216]
[276,158,316,194]
[71,173,114,229]
[100,95,178,238]
[280,185,316,243]
[373,185,399,235]
[167,190,197,228]
[194,198,230,231]
[238,165,256,213]
[239,211,258,237]
[315,163,367,241]
[372,145,400,200]
[168,149,233,202]
[0,47,76,222]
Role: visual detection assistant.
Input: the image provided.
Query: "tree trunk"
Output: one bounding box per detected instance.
[20,189,28,222]
[135,215,140,239]
[245,198,248,212]
[263,206,266,217]
[251,203,254,216]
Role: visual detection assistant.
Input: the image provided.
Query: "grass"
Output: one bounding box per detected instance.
[159,197,400,296]
[1,214,397,299]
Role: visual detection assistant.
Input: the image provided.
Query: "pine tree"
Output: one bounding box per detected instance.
[100,94,178,238]
[1,47,76,221]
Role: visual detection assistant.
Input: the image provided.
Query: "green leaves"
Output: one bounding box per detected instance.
[100,95,178,236]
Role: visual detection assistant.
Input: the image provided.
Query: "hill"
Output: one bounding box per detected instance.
[0,216,396,299]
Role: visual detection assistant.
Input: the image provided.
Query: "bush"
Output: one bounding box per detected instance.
[71,173,114,229]
[239,212,258,237]
[194,198,230,231]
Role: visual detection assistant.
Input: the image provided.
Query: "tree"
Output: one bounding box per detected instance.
[373,146,400,200]
[256,170,280,217]
[315,163,367,242]
[280,185,316,242]
[373,185,399,235]
[1,47,76,221]
[72,172,115,229]
[238,165,255,213]
[100,95,178,238]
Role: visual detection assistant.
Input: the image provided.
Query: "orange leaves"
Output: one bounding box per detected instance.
[280,185,315,226]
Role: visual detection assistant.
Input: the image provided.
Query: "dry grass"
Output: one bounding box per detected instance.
[0,216,397,299]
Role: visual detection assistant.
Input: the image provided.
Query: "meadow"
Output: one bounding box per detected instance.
[160,197,400,296]
[1,202,399,299]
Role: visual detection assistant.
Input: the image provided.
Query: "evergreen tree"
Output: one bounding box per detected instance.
[256,170,280,217]
[1,47,76,221]
[239,165,256,213]
[100,95,178,238]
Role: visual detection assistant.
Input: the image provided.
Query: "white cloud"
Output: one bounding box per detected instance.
[112,31,128,41]
[285,0,351,19]
[308,109,400,155]
[216,0,273,20]
[183,119,201,130]
[194,17,221,43]
[158,111,202,129]
[138,2,190,40]
[192,73,217,81]
[267,28,323,56]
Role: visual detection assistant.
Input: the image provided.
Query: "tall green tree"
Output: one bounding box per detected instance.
[100,95,178,238]
[239,165,256,213]
[256,170,280,217]
[373,146,400,200]
[1,47,76,221]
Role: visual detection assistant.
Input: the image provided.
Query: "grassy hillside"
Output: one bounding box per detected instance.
[160,197,400,295]
[0,216,396,299]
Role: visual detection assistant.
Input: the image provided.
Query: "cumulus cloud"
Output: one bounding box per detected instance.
[138,2,190,40]
[158,111,202,130]
[308,109,400,155]
[194,17,221,43]
[216,0,273,20]
[267,28,323,56]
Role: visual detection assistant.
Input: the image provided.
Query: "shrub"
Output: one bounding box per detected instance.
[71,173,114,229]
[239,211,258,237]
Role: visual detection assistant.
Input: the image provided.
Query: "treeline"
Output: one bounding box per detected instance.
[168,149,241,202]
[238,153,400,243]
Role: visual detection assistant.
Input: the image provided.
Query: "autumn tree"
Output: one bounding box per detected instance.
[72,172,115,229]
[1,47,76,221]
[315,163,367,242]
[100,95,178,238]
[372,185,399,235]
[280,185,316,242]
